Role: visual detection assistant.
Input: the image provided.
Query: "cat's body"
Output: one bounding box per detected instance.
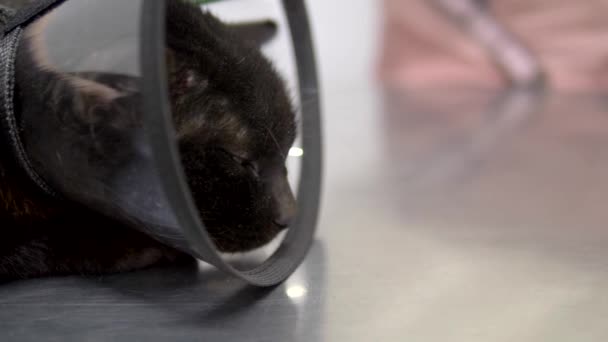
[0,0,296,280]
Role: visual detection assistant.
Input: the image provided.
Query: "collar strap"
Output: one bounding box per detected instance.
[0,6,58,197]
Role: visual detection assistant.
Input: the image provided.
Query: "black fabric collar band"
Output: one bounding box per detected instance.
[0,14,58,197]
[3,0,63,34]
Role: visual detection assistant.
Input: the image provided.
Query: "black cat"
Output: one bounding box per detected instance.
[0,0,297,279]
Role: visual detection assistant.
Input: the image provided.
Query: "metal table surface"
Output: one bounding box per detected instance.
[2,87,608,341]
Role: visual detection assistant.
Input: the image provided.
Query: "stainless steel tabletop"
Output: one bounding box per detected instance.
[3,87,608,341]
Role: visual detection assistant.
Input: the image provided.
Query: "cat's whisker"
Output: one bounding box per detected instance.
[300,87,319,95]
[262,123,286,160]
[297,98,317,108]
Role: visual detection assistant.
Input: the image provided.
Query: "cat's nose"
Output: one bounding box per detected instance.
[273,193,296,229]
[272,174,297,229]
[274,209,295,229]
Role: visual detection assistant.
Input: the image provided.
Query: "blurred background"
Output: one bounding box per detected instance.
[3,0,608,341]
[380,0,608,91]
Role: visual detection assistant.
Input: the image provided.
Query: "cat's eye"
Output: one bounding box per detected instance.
[218,149,259,177]
[242,160,259,176]
[232,155,258,175]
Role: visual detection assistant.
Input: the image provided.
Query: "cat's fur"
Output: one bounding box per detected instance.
[0,0,297,279]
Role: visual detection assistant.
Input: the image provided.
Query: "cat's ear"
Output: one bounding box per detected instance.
[166,48,207,96]
[227,20,277,48]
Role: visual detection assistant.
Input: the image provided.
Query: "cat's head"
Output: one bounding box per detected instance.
[166,1,297,252]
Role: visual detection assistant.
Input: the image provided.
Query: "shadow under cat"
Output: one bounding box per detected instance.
[0,241,327,342]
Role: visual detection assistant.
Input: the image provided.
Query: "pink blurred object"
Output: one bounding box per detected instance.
[378,0,608,92]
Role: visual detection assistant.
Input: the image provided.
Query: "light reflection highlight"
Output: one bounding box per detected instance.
[289,147,304,157]
[286,285,307,299]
